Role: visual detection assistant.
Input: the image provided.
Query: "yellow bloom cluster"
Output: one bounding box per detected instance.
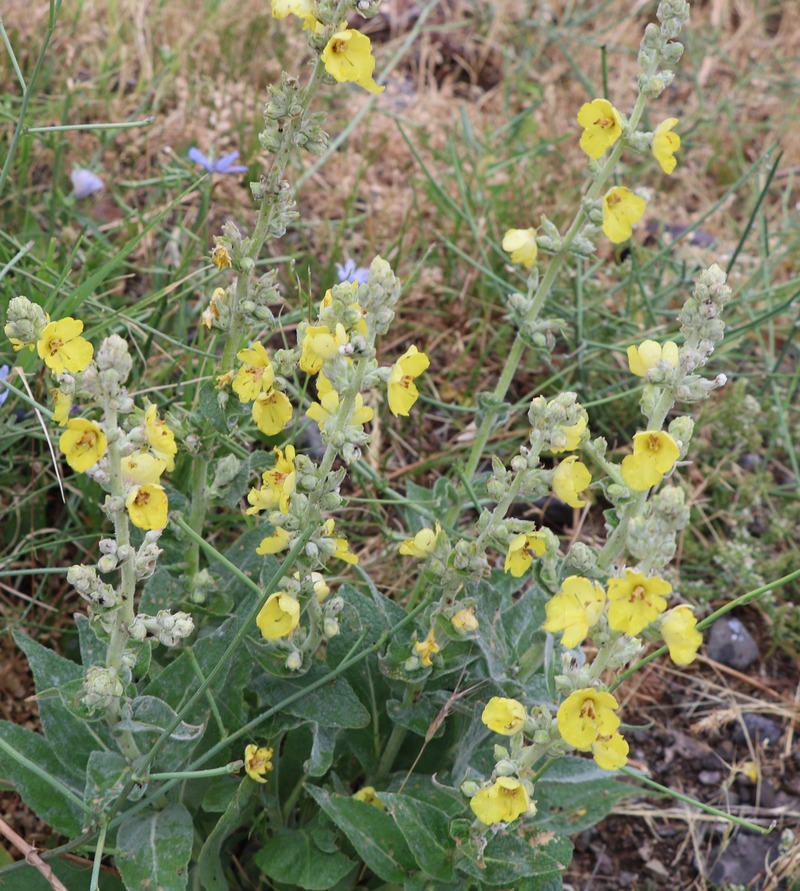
[321,30,384,95]
[504,531,547,577]
[557,689,628,770]
[388,345,430,417]
[399,521,441,557]
[469,777,530,826]
[620,430,680,491]
[37,317,93,374]
[234,342,293,436]
[542,576,606,648]
[627,340,679,377]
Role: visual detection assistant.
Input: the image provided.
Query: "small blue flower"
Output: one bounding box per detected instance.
[0,365,10,408]
[336,258,369,285]
[188,147,248,174]
[70,168,105,199]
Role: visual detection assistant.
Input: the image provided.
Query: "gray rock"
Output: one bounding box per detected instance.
[708,831,781,887]
[731,713,783,748]
[705,617,759,670]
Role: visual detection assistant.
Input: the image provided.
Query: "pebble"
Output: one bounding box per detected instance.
[708,832,780,887]
[731,713,783,748]
[705,617,759,670]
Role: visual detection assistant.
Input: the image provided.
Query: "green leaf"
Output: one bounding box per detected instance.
[75,613,107,668]
[252,664,370,730]
[197,781,255,891]
[0,722,85,836]
[254,827,356,890]
[140,566,187,615]
[305,723,338,777]
[306,786,417,884]
[534,757,637,834]
[85,751,130,814]
[144,615,246,727]
[452,819,572,887]
[12,631,109,778]
[0,857,126,890]
[379,792,455,882]
[116,696,204,772]
[116,802,193,891]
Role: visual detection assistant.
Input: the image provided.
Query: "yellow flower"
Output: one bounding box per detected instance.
[352,786,385,810]
[451,607,479,633]
[504,531,547,577]
[627,340,680,377]
[399,522,441,557]
[232,342,275,403]
[271,0,317,28]
[144,405,177,472]
[322,518,358,565]
[51,388,72,426]
[252,389,293,436]
[59,418,107,472]
[502,228,538,269]
[256,526,292,555]
[470,777,529,825]
[653,118,681,174]
[256,592,300,640]
[126,484,169,530]
[602,187,646,244]
[244,744,273,783]
[414,628,439,667]
[321,30,384,95]
[37,318,93,374]
[246,445,296,515]
[388,345,430,417]
[607,569,671,636]
[307,383,373,430]
[550,413,587,454]
[661,605,703,665]
[577,98,623,160]
[299,324,348,375]
[591,732,630,771]
[121,452,167,486]
[481,697,526,736]
[620,430,680,491]
[551,456,591,508]
[542,576,606,648]
[557,688,628,771]
[211,245,232,270]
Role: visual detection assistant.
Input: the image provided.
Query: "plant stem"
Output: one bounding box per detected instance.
[373,683,422,782]
[185,453,209,585]
[460,51,661,489]
[89,822,107,891]
[618,767,771,834]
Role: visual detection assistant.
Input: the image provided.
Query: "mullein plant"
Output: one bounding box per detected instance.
[1,0,780,888]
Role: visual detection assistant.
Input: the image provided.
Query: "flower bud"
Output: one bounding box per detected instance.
[285,651,303,672]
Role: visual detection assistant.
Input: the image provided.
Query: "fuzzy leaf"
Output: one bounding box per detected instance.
[534,756,638,834]
[252,665,370,730]
[84,751,130,814]
[197,781,255,891]
[452,819,572,886]
[254,828,355,890]
[379,792,455,882]
[0,722,85,836]
[115,696,204,772]
[116,802,193,891]
[305,786,417,884]
[12,631,109,779]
